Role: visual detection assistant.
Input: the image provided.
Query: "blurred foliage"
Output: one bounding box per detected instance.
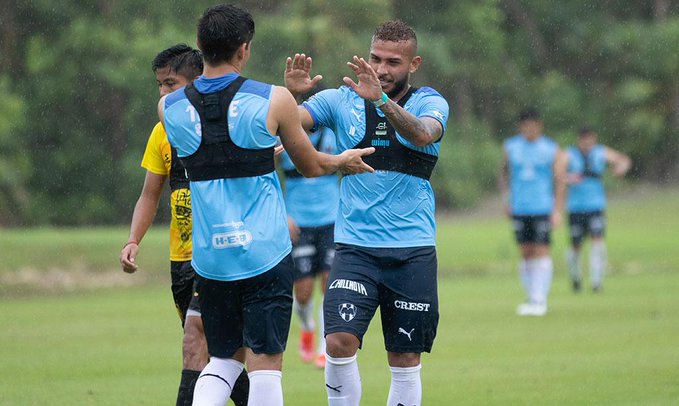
[0,0,677,225]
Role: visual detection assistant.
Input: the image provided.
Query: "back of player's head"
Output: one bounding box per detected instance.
[152,44,203,80]
[518,108,541,122]
[372,20,418,50]
[197,4,255,66]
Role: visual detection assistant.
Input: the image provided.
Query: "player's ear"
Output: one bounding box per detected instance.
[409,55,422,74]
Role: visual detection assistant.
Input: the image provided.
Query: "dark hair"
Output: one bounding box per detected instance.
[372,20,417,50]
[518,108,541,122]
[152,44,203,79]
[197,4,255,65]
[579,127,596,137]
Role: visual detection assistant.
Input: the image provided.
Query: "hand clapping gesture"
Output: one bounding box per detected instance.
[343,56,383,102]
[285,53,323,98]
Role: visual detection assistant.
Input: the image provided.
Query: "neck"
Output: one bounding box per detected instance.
[202,60,241,78]
[389,84,411,103]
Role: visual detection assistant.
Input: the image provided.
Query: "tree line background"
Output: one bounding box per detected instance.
[0,0,677,226]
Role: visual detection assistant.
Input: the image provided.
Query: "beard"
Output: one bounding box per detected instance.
[384,74,410,100]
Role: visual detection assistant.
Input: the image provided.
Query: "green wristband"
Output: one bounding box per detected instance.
[371,92,388,108]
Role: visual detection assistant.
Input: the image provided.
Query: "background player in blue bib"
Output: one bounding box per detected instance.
[499,109,567,316]
[159,5,374,406]
[285,20,449,406]
[566,127,631,292]
[279,122,339,369]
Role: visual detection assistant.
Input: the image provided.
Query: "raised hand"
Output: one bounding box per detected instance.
[285,53,323,98]
[343,56,383,102]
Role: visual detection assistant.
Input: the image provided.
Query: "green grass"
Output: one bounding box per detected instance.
[1,186,678,404]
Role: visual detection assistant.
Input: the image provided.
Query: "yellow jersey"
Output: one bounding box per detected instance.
[140,122,192,261]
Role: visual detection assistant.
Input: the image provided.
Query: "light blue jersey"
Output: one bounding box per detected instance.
[280,128,339,227]
[567,144,607,212]
[504,134,559,216]
[303,86,449,248]
[164,73,291,281]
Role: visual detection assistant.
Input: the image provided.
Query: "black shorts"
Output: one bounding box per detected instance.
[170,260,201,327]
[569,211,606,246]
[323,244,439,353]
[196,255,294,358]
[292,224,335,280]
[512,215,552,245]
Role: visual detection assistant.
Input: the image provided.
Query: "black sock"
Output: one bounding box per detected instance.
[176,369,200,406]
[229,368,250,406]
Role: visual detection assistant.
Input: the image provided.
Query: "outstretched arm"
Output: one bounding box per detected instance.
[343,56,442,147]
[271,86,374,177]
[120,171,166,273]
[284,53,324,132]
[605,146,631,177]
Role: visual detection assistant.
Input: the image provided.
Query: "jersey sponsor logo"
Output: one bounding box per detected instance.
[211,221,253,249]
[338,303,356,322]
[371,139,390,147]
[329,279,368,296]
[394,300,431,312]
[375,122,388,136]
[398,327,415,341]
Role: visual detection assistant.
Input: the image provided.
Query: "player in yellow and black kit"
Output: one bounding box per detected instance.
[119,44,249,406]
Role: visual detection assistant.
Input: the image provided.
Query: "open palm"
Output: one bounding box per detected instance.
[342,56,382,101]
[284,53,323,97]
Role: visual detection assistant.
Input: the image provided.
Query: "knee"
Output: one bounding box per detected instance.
[325,332,359,358]
[182,317,208,365]
[387,352,421,368]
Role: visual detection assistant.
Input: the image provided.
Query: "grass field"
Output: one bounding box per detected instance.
[1,186,678,405]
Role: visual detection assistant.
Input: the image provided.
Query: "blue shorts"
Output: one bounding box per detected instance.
[292,224,335,280]
[512,215,552,245]
[323,244,439,353]
[569,210,606,246]
[196,255,294,358]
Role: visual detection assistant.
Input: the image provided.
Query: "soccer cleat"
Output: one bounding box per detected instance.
[516,303,547,316]
[314,353,326,369]
[299,330,315,363]
[592,284,602,293]
[572,279,582,293]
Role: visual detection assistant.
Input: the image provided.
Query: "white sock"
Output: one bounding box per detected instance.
[524,259,543,304]
[192,357,244,406]
[317,301,326,354]
[387,364,422,406]
[294,299,315,332]
[590,241,607,287]
[325,354,361,406]
[519,259,532,301]
[567,248,581,282]
[247,370,283,406]
[532,256,553,305]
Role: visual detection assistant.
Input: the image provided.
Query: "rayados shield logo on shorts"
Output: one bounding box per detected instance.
[338,303,357,322]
